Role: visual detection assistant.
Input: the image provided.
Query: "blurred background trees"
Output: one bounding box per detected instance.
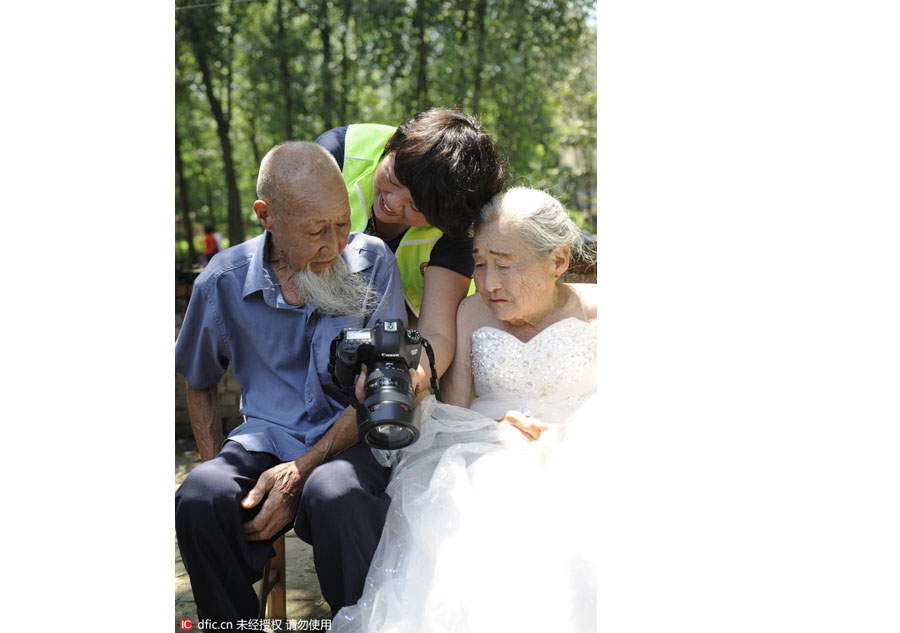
[175,0,595,267]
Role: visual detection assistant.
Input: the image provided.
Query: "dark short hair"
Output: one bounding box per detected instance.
[384,108,506,237]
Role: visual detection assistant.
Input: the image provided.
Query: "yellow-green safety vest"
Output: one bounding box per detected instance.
[340,123,476,316]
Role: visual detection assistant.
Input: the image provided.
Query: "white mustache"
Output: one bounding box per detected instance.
[295,256,380,316]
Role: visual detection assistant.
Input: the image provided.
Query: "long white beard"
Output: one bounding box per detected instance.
[295,255,380,316]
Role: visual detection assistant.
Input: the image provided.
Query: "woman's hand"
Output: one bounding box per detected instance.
[500,410,549,441]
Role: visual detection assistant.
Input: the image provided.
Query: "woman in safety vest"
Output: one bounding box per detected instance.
[316,108,505,390]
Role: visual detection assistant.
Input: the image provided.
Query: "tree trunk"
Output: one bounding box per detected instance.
[456,0,471,107]
[225,19,235,123]
[319,0,334,130]
[175,130,198,268]
[205,174,215,228]
[248,115,261,166]
[471,0,487,115]
[496,12,527,163]
[190,36,245,246]
[277,0,294,140]
[339,0,352,122]
[413,0,429,111]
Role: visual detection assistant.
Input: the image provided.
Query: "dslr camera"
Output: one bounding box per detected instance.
[329,319,436,450]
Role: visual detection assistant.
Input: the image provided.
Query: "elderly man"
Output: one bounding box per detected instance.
[175,142,405,625]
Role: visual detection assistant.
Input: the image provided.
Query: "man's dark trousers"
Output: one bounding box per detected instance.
[175,440,392,622]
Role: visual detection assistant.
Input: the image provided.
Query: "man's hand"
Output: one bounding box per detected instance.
[239,404,359,542]
[240,460,310,541]
[500,410,549,442]
[354,363,420,404]
[412,364,430,405]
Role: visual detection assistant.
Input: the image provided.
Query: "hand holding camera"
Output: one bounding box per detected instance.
[329,319,440,450]
[353,365,420,405]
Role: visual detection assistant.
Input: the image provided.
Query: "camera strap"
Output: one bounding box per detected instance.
[334,338,443,407]
[421,338,442,402]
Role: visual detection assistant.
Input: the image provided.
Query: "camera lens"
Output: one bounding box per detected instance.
[330,322,427,451]
[357,363,420,449]
[359,413,419,450]
[366,423,416,448]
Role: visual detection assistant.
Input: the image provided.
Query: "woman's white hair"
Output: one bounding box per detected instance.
[476,186,590,261]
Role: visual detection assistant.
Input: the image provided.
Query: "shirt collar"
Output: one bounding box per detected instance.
[242,231,276,300]
[241,231,372,303]
[342,232,372,274]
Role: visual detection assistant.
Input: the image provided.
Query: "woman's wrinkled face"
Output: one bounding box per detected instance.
[371,152,429,228]
[473,220,559,325]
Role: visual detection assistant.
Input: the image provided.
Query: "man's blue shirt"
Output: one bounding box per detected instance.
[175,231,406,461]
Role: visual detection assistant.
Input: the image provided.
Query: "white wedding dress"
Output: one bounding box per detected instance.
[333,316,598,633]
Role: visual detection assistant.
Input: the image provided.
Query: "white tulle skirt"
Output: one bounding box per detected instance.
[332,392,598,633]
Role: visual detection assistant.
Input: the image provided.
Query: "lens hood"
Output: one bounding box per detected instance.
[357,401,421,450]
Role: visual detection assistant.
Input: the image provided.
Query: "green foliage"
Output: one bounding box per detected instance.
[175,0,596,253]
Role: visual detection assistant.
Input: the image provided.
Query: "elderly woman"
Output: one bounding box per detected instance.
[333,187,598,633]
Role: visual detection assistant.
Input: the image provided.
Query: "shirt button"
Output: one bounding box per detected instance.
[306,394,312,403]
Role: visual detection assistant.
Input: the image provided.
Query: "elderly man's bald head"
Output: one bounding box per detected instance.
[252,141,353,278]
[251,141,371,314]
[256,141,344,214]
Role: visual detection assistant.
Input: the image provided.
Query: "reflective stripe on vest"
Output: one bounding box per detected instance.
[342,123,476,316]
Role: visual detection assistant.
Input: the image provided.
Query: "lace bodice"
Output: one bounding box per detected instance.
[471,317,596,401]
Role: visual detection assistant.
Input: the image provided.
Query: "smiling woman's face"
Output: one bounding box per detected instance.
[371,152,429,228]
[473,220,559,325]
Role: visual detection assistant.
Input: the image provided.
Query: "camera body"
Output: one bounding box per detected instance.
[329,319,424,450]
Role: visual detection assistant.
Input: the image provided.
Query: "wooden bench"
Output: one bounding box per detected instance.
[257,534,287,620]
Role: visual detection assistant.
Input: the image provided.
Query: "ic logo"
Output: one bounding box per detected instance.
[180,618,193,630]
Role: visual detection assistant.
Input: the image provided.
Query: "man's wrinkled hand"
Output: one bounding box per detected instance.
[241,461,308,541]
[500,410,549,442]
